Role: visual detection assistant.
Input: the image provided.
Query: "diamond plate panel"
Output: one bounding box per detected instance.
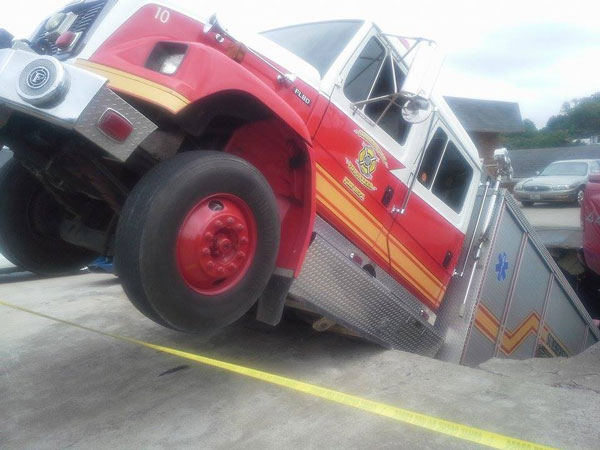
[74,86,157,161]
[290,232,443,356]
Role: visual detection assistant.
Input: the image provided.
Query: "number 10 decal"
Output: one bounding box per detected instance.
[155,7,170,23]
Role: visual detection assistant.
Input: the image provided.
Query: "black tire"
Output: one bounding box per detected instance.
[115,151,280,333]
[521,201,534,207]
[0,158,96,274]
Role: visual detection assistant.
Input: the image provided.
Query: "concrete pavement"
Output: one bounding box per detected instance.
[519,203,582,249]
[2,273,600,449]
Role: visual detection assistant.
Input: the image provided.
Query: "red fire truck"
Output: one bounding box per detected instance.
[583,175,600,277]
[0,1,597,362]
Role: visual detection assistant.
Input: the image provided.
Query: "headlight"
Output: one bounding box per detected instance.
[552,184,575,191]
[514,182,524,190]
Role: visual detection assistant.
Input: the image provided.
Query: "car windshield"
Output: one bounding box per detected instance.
[261,21,363,77]
[540,162,588,176]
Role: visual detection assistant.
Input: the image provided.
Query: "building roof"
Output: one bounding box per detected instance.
[444,96,524,134]
[509,145,600,178]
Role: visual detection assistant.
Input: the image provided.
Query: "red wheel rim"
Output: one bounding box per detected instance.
[176,194,257,295]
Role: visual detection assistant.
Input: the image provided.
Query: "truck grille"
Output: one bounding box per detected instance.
[524,185,550,192]
[32,0,108,57]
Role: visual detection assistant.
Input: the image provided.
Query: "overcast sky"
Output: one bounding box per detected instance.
[4,0,599,128]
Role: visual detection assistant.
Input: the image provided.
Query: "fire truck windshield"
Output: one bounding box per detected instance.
[262,20,363,77]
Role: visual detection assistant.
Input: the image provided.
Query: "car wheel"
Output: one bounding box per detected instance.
[576,187,585,206]
[115,151,280,333]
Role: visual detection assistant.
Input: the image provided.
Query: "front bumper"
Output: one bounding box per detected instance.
[513,189,578,203]
[0,48,156,161]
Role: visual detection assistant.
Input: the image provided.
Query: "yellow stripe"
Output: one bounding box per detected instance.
[388,243,441,302]
[316,164,443,302]
[316,169,387,261]
[388,234,443,297]
[1,300,556,450]
[75,59,190,113]
[501,314,540,354]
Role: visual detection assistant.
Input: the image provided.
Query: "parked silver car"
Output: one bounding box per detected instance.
[513,159,600,206]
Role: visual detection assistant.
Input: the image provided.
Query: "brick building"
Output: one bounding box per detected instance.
[445,96,524,172]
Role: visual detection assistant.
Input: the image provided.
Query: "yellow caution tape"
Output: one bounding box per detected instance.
[1,300,555,450]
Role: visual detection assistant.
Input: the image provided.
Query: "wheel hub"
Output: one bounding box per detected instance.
[176,194,257,295]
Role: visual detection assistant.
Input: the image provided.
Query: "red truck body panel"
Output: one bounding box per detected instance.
[79,5,467,311]
[583,176,600,276]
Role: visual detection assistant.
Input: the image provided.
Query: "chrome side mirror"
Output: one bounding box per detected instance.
[396,39,443,124]
[399,40,442,105]
[494,148,513,181]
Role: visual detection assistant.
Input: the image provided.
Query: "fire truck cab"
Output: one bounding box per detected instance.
[0,1,523,348]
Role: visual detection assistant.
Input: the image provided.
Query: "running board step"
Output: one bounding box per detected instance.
[289,233,443,356]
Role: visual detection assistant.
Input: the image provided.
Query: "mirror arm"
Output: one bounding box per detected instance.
[395,108,438,215]
[383,34,436,64]
[352,93,398,108]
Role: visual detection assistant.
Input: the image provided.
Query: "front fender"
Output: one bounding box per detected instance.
[78,42,312,145]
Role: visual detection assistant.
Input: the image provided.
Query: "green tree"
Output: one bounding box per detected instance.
[500,92,600,149]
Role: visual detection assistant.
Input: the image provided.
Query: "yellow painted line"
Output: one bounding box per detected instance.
[1,300,555,450]
[75,59,190,113]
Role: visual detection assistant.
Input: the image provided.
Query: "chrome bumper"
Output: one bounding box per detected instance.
[514,189,577,202]
[0,49,156,161]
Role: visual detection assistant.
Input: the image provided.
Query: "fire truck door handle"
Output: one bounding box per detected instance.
[443,251,453,268]
[382,186,394,207]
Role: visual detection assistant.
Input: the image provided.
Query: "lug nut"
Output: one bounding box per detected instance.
[205,232,214,241]
[215,220,223,228]
[226,217,234,225]
[217,267,225,275]
[229,263,238,271]
[235,224,244,231]
[237,251,246,260]
[206,261,215,270]
[240,237,248,245]
[201,247,210,256]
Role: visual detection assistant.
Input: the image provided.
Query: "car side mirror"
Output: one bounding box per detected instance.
[590,174,600,183]
[535,171,540,176]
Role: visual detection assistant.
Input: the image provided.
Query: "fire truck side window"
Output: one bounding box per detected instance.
[344,38,386,103]
[344,37,411,145]
[431,142,474,212]
[418,128,448,188]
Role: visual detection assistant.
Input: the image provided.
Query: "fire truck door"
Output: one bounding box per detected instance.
[387,119,478,307]
[313,30,414,271]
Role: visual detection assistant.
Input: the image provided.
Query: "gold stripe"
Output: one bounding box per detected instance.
[388,234,443,293]
[316,164,443,302]
[1,300,556,450]
[75,59,190,113]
